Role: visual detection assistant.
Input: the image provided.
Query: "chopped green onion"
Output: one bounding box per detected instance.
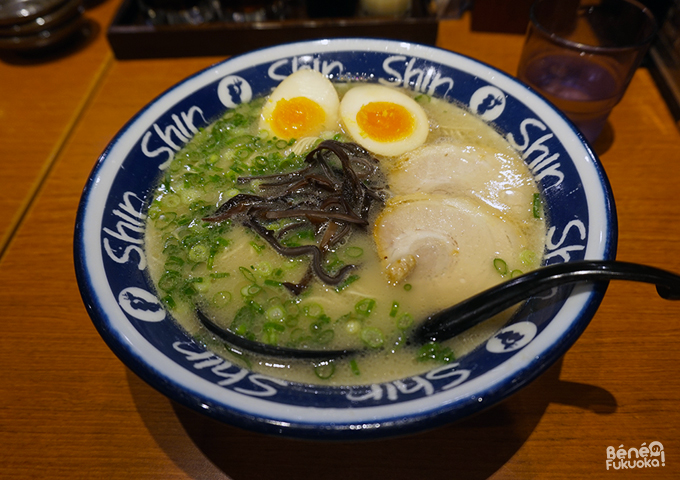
[215,236,231,248]
[278,159,296,171]
[345,319,361,334]
[389,301,399,317]
[231,304,258,336]
[310,315,330,333]
[417,342,455,363]
[155,212,176,229]
[147,205,161,220]
[314,360,336,379]
[403,283,412,291]
[520,249,537,266]
[240,284,262,297]
[162,294,176,309]
[176,216,191,227]
[397,313,413,330]
[350,359,361,376]
[532,193,542,219]
[264,321,285,332]
[303,303,324,318]
[335,274,360,292]
[361,327,384,349]
[239,266,257,283]
[355,298,376,316]
[161,194,181,209]
[250,241,266,253]
[265,305,286,322]
[254,261,271,275]
[164,255,184,270]
[209,272,230,279]
[345,246,364,258]
[212,291,232,307]
[284,300,300,316]
[181,281,199,297]
[511,269,524,278]
[158,271,182,292]
[315,329,334,344]
[494,258,508,275]
[263,322,285,345]
[324,252,343,271]
[289,328,305,342]
[284,316,299,327]
[253,156,268,168]
[188,244,209,262]
[235,148,252,160]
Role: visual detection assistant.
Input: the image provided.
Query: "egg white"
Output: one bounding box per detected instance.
[259,69,340,141]
[339,84,429,157]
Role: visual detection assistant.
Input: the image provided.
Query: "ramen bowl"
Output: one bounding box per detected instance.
[74,38,616,440]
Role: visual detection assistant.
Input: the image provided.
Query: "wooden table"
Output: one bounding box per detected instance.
[2,2,679,478]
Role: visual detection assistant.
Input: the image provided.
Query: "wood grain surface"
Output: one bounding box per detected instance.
[0,0,123,254]
[1,4,679,479]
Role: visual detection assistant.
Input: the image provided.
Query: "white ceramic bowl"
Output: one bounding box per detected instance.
[74,38,617,440]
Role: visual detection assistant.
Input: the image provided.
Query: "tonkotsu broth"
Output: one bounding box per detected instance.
[144,83,546,386]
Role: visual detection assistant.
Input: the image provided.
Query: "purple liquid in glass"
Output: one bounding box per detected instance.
[520,54,621,142]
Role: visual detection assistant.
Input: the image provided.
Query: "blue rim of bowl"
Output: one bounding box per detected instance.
[74,38,617,440]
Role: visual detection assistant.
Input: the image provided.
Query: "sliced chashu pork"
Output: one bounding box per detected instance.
[388,142,535,217]
[374,194,525,295]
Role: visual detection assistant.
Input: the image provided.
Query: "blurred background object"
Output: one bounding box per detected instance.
[0,0,88,52]
[516,0,659,143]
[107,0,441,58]
[648,0,680,127]
[471,0,533,33]
[136,0,222,25]
[428,0,470,18]
[305,0,359,18]
[471,0,672,34]
[359,0,412,16]
[136,0,291,25]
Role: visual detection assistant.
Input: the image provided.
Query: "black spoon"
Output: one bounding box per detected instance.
[197,260,680,360]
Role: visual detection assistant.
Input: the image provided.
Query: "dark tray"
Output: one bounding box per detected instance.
[106,0,439,60]
[648,0,680,128]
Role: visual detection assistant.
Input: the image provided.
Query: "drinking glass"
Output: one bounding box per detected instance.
[517,0,658,143]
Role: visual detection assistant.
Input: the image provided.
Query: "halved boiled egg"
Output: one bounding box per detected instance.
[260,69,340,141]
[339,84,429,157]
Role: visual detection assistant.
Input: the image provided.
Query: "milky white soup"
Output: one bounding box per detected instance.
[145,74,545,386]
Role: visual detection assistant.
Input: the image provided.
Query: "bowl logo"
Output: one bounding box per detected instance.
[470,86,506,122]
[118,287,165,323]
[218,75,252,109]
[486,322,537,353]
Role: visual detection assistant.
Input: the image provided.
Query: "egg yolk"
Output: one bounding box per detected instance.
[356,102,415,143]
[270,97,326,138]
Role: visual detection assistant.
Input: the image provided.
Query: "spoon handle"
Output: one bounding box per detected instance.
[411,260,680,344]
